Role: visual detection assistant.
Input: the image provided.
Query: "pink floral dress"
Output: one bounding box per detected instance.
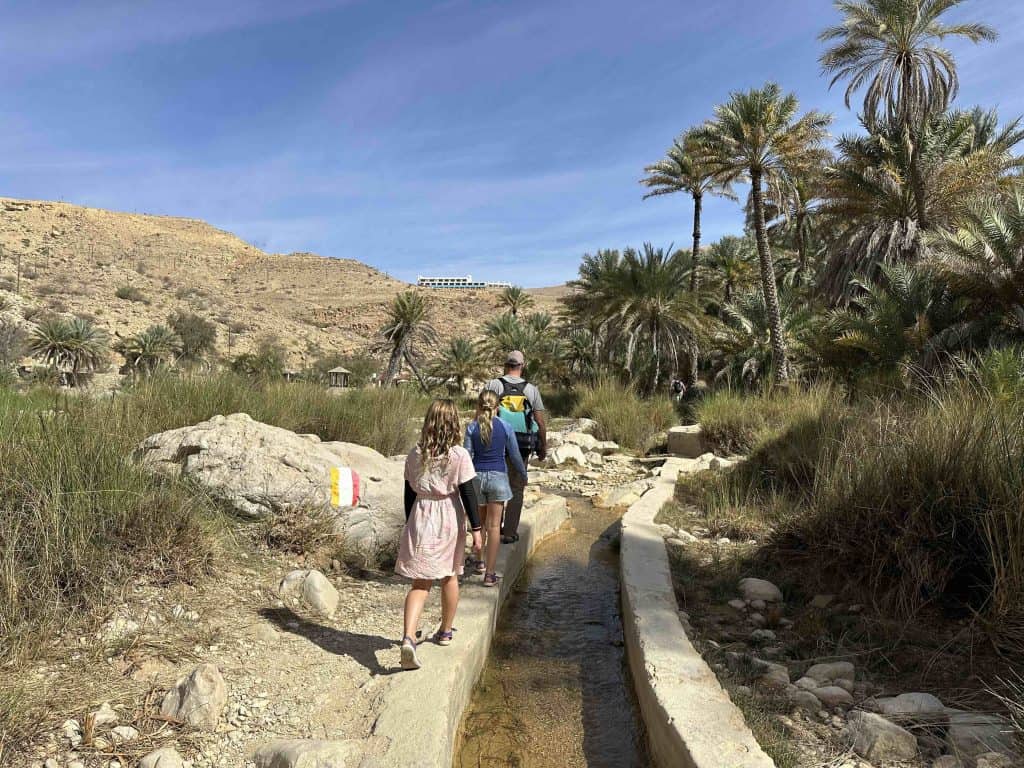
[396,445,476,580]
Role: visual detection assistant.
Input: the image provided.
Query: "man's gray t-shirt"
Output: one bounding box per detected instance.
[485,376,545,413]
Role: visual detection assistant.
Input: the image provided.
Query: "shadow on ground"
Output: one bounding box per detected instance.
[259,606,401,676]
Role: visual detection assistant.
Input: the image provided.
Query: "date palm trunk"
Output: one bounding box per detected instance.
[689,192,703,292]
[750,169,789,384]
[794,210,806,288]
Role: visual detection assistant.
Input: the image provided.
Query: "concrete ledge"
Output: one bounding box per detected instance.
[369,492,570,768]
[621,459,775,768]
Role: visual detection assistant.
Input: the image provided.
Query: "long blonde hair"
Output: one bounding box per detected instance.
[417,399,462,476]
[475,390,500,446]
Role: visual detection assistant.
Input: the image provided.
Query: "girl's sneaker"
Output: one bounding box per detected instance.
[433,628,454,646]
[483,572,500,588]
[400,636,421,670]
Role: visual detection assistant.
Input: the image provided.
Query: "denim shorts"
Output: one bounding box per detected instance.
[476,470,513,504]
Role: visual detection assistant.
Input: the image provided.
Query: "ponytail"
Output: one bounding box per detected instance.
[476,390,500,447]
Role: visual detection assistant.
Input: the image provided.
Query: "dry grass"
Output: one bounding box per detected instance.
[573,377,677,451]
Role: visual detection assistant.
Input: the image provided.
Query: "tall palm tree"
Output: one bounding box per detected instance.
[498,285,535,317]
[641,129,736,291]
[432,337,484,393]
[29,316,109,385]
[695,83,832,383]
[819,0,997,228]
[116,325,182,375]
[377,291,437,391]
[707,236,756,303]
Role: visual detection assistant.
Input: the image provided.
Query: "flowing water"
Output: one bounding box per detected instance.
[455,496,649,768]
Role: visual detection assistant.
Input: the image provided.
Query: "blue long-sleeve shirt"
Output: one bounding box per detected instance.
[464,417,529,477]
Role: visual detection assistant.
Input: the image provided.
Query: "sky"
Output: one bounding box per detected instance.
[2,0,1023,287]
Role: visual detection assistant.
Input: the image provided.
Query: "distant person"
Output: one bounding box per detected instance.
[485,351,547,544]
[670,378,686,403]
[396,399,482,670]
[464,390,529,586]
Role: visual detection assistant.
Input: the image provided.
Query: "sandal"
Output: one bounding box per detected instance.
[400,636,421,670]
[433,627,455,645]
[473,558,486,575]
[483,572,500,588]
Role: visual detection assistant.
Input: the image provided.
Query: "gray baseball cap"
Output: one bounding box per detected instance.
[505,350,525,366]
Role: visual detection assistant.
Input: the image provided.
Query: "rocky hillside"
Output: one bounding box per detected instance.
[0,197,567,366]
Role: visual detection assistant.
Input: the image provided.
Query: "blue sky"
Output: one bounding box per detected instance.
[2,0,1023,287]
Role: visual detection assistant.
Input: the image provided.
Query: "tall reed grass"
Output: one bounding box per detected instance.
[573,378,677,451]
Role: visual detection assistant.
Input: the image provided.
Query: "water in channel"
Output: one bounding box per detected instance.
[455,496,649,768]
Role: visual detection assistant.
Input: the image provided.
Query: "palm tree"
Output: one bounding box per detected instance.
[641,129,736,291]
[432,337,484,393]
[498,285,535,317]
[29,316,109,385]
[116,325,182,375]
[568,244,713,393]
[819,0,997,228]
[925,187,1024,343]
[714,288,816,387]
[377,290,437,392]
[706,236,756,303]
[820,109,1024,299]
[695,83,832,383]
[481,312,565,384]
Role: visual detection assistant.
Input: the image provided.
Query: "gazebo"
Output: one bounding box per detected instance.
[327,366,351,388]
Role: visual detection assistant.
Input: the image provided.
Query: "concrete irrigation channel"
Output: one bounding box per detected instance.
[454,495,650,768]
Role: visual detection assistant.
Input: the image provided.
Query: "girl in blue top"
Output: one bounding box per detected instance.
[464,389,528,586]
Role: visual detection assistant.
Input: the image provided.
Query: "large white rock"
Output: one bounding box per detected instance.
[593,440,619,455]
[139,748,185,768]
[667,425,704,458]
[563,432,599,451]
[254,739,360,768]
[843,710,918,762]
[137,414,405,559]
[160,663,227,730]
[945,712,1018,763]
[738,577,783,603]
[545,443,588,467]
[279,569,339,616]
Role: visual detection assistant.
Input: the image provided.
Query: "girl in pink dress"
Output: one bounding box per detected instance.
[397,399,482,670]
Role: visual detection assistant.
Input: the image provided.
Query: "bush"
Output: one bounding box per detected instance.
[573,378,676,451]
[114,285,148,303]
[168,310,217,364]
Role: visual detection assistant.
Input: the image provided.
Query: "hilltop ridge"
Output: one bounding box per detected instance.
[0,197,567,365]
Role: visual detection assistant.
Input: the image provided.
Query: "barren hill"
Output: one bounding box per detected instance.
[0,197,568,366]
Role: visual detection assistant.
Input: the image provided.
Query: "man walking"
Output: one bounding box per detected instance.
[486,350,547,543]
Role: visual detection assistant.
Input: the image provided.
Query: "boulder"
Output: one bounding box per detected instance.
[593,440,620,455]
[160,663,227,730]
[789,689,822,713]
[945,712,1018,764]
[738,578,783,603]
[795,677,818,691]
[586,452,604,466]
[254,739,360,768]
[667,425,704,458]
[804,661,855,685]
[563,432,599,451]
[876,692,946,720]
[815,686,854,708]
[594,479,652,509]
[137,414,405,559]
[545,432,564,449]
[545,444,588,467]
[844,711,918,762]
[709,456,738,471]
[139,748,185,768]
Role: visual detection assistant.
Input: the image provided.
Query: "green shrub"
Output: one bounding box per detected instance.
[168,310,217,364]
[573,377,676,451]
[114,285,148,303]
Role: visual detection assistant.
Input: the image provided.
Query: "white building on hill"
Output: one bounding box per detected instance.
[417,275,512,290]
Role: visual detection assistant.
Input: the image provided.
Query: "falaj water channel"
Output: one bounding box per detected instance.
[455,496,649,767]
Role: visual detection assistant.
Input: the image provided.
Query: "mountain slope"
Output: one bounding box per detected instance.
[0,197,567,366]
